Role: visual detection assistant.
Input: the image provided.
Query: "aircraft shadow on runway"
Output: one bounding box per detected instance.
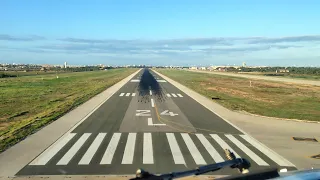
[138,68,166,102]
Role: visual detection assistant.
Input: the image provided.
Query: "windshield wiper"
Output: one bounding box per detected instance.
[130,149,251,180]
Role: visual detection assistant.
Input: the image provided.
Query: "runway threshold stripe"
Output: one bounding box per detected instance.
[210,134,240,158]
[143,133,154,164]
[57,133,91,165]
[122,133,137,164]
[196,134,224,163]
[132,93,136,97]
[240,135,295,167]
[166,133,185,164]
[181,133,206,165]
[100,133,121,164]
[151,99,155,107]
[78,133,106,165]
[171,93,177,97]
[119,93,125,97]
[166,94,171,97]
[177,94,183,97]
[29,133,76,165]
[125,93,130,97]
[225,135,269,166]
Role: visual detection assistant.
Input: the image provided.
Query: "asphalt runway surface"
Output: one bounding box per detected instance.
[17,69,296,176]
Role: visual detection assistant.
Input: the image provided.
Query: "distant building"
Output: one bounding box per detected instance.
[189,67,198,70]
[276,69,290,73]
[200,67,207,70]
[217,67,227,72]
[242,62,247,67]
[64,62,68,68]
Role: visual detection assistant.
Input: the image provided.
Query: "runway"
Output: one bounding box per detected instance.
[17,69,296,176]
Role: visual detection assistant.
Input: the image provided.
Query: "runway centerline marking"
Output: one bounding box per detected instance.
[149,90,152,96]
[151,99,155,107]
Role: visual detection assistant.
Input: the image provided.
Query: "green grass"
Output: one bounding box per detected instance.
[158,69,320,122]
[0,68,136,152]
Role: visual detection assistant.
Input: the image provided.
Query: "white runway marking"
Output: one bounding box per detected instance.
[210,134,240,158]
[57,133,91,165]
[79,133,106,165]
[149,90,152,96]
[196,134,224,163]
[132,93,136,97]
[171,93,177,97]
[100,133,121,164]
[166,133,185,164]
[136,110,151,116]
[225,134,268,166]
[143,133,154,164]
[125,93,130,97]
[148,118,166,126]
[30,133,76,165]
[119,93,125,97]
[181,133,206,165]
[151,99,154,107]
[177,94,183,97]
[157,80,166,82]
[166,94,171,97]
[130,79,140,82]
[122,133,137,164]
[240,135,294,166]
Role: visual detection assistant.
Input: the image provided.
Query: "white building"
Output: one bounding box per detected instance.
[189,67,198,70]
[64,62,67,68]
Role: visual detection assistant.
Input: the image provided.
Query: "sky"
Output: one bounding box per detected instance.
[1,0,320,66]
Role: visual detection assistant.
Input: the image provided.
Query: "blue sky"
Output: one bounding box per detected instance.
[1,0,320,66]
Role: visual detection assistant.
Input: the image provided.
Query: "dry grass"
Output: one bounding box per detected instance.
[158,69,320,122]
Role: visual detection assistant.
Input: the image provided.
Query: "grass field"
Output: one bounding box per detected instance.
[238,72,320,80]
[158,69,320,122]
[0,68,136,152]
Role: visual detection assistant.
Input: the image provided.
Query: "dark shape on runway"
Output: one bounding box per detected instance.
[292,137,318,142]
[138,68,165,102]
[212,97,221,100]
[310,153,320,159]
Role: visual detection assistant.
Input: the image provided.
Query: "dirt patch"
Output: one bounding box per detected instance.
[206,86,276,103]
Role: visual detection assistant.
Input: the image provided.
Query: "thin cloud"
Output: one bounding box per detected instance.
[248,35,320,44]
[58,37,233,46]
[0,34,45,41]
